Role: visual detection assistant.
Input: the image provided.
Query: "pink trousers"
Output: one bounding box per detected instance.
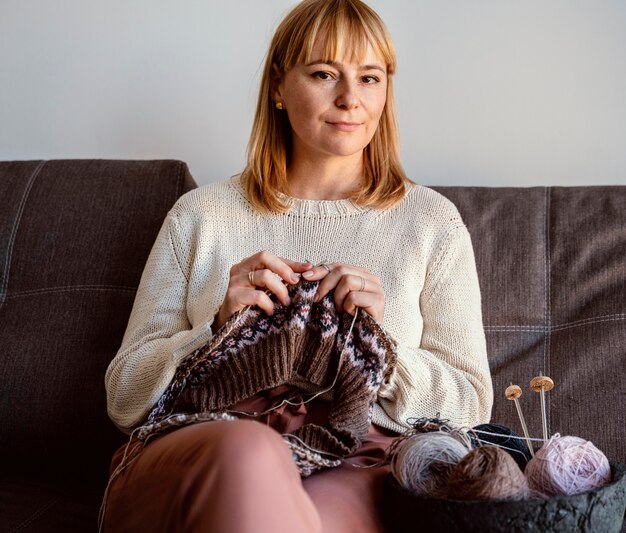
[103,388,397,533]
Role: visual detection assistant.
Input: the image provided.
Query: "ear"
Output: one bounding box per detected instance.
[270,63,285,105]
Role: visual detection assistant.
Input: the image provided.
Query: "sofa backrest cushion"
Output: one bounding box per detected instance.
[434,186,626,464]
[0,159,196,485]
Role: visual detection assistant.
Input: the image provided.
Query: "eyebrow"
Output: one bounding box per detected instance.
[305,60,386,73]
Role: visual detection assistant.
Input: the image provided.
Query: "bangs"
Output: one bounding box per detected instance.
[276,0,396,74]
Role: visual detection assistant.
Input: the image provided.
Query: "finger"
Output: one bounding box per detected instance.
[333,274,365,310]
[340,290,384,321]
[332,273,372,305]
[301,263,334,281]
[247,268,291,306]
[279,257,314,274]
[249,289,277,316]
[232,286,275,314]
[246,251,306,284]
[314,265,371,302]
[216,287,276,328]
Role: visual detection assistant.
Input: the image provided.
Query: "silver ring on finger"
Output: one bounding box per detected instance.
[321,263,332,273]
[248,270,256,286]
[359,276,366,292]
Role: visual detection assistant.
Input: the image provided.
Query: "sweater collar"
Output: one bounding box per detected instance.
[230,175,367,216]
[277,192,366,216]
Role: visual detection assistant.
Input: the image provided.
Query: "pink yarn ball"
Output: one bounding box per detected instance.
[525,435,612,496]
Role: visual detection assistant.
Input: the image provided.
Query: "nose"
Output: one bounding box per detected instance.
[334,79,359,110]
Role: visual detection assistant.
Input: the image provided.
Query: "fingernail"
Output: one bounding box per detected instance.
[302,271,314,279]
[290,274,300,283]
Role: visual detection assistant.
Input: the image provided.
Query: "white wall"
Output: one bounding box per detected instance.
[1,0,625,187]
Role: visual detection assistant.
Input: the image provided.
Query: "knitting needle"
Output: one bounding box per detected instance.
[530,375,554,443]
[505,384,535,457]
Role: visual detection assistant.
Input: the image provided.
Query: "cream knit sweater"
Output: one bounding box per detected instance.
[105,176,493,434]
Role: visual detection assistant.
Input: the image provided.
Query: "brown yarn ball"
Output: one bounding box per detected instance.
[447,445,530,501]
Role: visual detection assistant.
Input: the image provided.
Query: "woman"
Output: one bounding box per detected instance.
[104,0,493,531]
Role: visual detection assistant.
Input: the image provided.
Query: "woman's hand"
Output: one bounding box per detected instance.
[301,263,385,322]
[213,252,312,331]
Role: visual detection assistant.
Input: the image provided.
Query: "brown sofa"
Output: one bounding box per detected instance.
[1,159,624,532]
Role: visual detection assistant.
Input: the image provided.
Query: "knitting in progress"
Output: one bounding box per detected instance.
[140,279,397,476]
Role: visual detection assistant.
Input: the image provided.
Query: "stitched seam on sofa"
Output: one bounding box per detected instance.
[0,160,45,308]
[484,313,626,332]
[6,284,138,299]
[9,495,61,533]
[543,186,552,435]
[551,314,626,331]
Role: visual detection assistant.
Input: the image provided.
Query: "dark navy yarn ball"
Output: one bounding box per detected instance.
[471,423,532,471]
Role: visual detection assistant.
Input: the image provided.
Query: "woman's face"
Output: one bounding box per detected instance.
[275,38,388,164]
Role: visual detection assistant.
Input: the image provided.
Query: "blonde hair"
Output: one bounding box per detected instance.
[242,0,411,212]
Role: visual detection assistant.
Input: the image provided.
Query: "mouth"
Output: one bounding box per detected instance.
[326,121,362,132]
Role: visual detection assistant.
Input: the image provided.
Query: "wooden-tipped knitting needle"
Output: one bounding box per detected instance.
[530,375,554,442]
[505,384,534,457]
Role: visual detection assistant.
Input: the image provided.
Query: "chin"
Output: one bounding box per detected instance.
[322,141,369,158]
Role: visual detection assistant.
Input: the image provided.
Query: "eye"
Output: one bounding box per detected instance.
[361,75,380,84]
[313,71,335,81]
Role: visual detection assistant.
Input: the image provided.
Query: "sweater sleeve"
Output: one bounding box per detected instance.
[373,224,493,432]
[105,213,216,434]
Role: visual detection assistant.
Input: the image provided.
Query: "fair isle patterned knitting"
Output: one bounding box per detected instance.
[141,280,397,476]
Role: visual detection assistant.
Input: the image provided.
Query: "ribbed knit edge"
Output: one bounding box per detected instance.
[174,302,342,412]
[327,360,374,448]
[291,424,353,457]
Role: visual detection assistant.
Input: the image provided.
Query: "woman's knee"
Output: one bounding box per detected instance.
[206,420,294,471]
[159,419,293,473]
